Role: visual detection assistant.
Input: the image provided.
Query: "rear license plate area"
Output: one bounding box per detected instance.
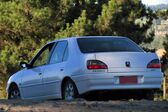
[119,76,137,84]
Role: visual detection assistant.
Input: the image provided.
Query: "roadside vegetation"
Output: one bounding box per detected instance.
[0,0,167,99]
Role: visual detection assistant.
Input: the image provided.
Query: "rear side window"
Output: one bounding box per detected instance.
[49,41,68,64]
[77,38,143,53]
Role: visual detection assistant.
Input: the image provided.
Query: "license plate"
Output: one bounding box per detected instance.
[119,76,137,84]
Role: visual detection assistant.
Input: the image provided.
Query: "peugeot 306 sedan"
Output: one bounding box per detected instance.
[6,36,163,100]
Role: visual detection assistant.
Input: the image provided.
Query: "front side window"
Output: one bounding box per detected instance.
[49,41,68,64]
[32,43,54,67]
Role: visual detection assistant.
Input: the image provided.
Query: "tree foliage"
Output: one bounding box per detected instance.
[94,0,156,43]
[0,0,156,98]
[161,35,168,73]
[156,8,168,19]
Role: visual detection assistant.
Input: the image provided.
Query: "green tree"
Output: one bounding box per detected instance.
[156,8,168,19]
[55,10,92,38]
[94,0,156,44]
[161,35,168,73]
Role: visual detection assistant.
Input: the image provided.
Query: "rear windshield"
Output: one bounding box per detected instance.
[77,38,143,53]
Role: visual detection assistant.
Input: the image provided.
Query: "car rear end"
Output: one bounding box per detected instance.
[72,36,163,98]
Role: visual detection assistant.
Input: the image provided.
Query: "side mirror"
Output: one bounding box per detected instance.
[19,62,30,68]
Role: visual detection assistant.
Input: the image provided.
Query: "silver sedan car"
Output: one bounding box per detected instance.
[6,36,163,100]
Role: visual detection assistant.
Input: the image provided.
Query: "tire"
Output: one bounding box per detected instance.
[8,85,21,99]
[62,80,78,100]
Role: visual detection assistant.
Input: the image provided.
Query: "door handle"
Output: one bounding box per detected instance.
[60,68,64,71]
[38,72,42,75]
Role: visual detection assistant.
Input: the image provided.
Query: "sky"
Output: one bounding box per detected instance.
[141,0,168,6]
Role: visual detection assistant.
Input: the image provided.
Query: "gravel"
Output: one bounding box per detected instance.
[0,99,168,112]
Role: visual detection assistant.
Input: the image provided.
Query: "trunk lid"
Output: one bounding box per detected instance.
[95,52,158,72]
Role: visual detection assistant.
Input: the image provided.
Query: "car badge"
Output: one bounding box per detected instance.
[125,61,131,67]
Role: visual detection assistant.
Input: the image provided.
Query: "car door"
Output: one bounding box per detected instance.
[20,43,54,99]
[42,41,68,97]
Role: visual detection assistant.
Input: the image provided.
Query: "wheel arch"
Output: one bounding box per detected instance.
[8,82,19,92]
[61,76,79,98]
[7,82,21,99]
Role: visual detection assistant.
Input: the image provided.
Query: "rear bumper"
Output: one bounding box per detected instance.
[72,71,163,94]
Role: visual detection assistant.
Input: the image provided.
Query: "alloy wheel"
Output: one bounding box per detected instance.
[9,86,20,99]
[63,80,77,100]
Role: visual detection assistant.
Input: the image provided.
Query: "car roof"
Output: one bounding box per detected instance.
[48,36,128,44]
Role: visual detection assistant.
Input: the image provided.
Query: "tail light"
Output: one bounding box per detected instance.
[147,59,161,68]
[87,60,108,69]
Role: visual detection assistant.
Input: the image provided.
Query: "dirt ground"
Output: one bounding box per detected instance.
[0,99,168,112]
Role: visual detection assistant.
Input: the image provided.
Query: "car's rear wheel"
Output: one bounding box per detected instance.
[8,85,20,99]
[62,80,78,100]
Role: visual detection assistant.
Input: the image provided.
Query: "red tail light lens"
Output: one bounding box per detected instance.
[147,59,161,68]
[87,60,108,69]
